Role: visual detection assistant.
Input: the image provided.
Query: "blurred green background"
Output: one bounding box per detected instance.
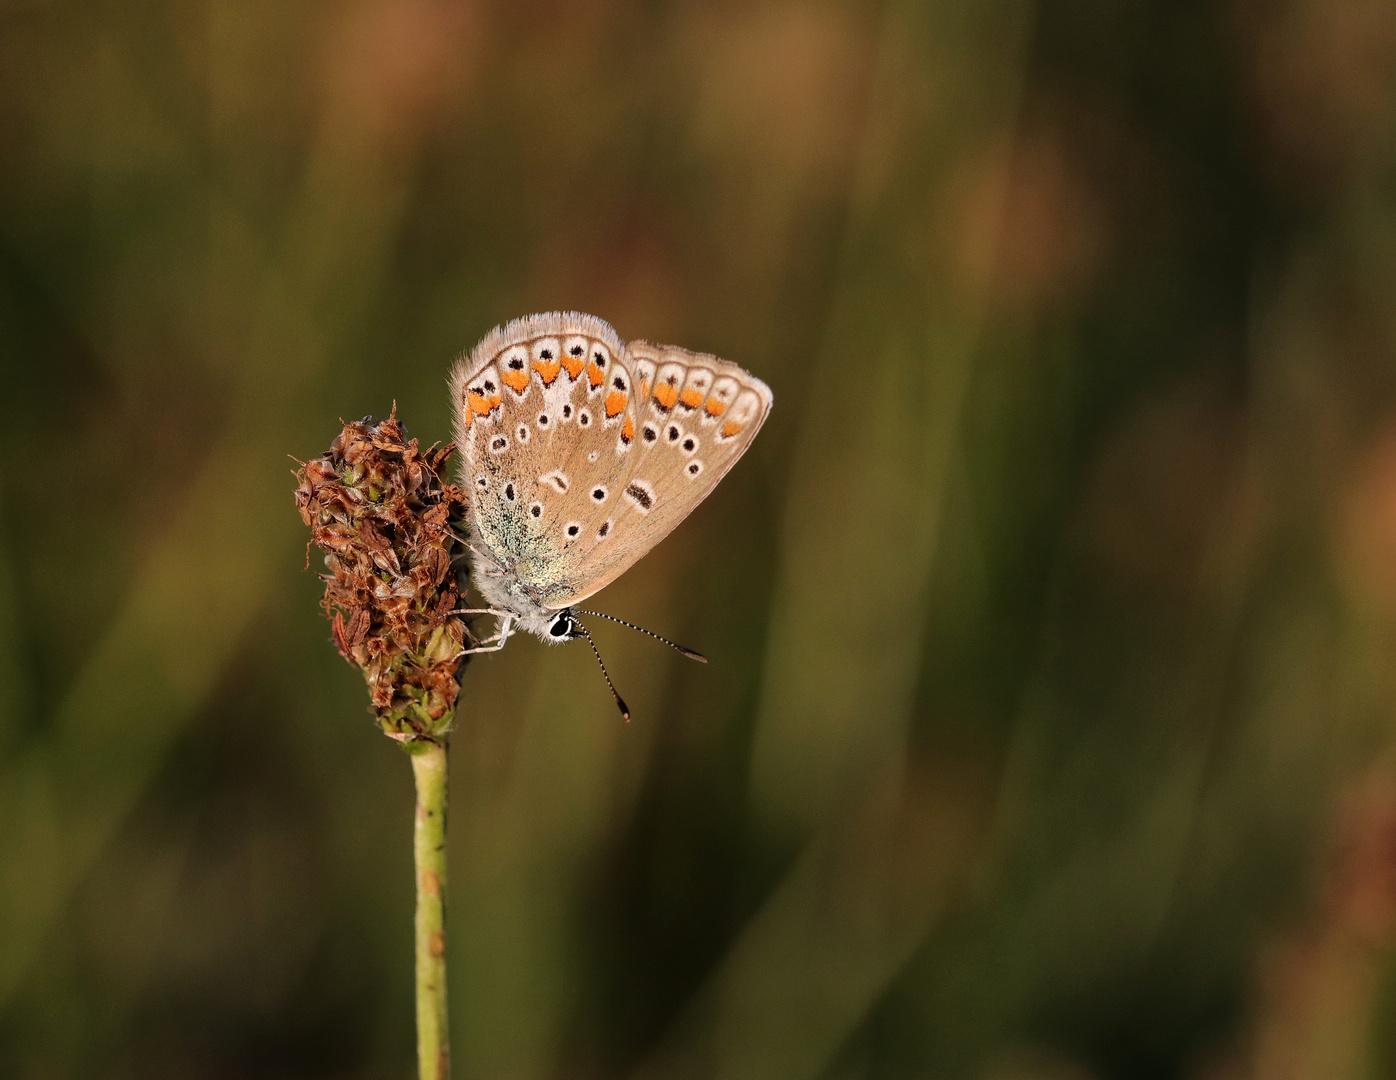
[3,0,1396,1077]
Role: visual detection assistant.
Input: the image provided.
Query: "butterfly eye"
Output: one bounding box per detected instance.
[548,614,573,639]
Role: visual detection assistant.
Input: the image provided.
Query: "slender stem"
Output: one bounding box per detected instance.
[409,739,450,1080]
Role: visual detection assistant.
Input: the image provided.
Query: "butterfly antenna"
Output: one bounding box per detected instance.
[574,610,708,663]
[575,622,631,722]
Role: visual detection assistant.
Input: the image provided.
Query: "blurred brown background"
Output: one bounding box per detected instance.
[3,0,1396,1077]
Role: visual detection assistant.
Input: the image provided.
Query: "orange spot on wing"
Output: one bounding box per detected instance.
[468,391,492,416]
[605,391,627,417]
[586,362,605,388]
[679,387,703,408]
[533,359,561,385]
[621,415,634,443]
[502,367,529,393]
[721,419,744,438]
[561,354,585,379]
[461,405,472,427]
[653,382,679,409]
[705,397,727,417]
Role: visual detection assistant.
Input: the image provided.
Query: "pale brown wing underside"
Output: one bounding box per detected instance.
[451,312,772,610]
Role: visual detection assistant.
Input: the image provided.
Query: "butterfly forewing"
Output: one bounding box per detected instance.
[554,340,771,605]
[451,312,772,613]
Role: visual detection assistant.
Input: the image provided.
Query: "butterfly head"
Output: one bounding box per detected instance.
[546,610,584,643]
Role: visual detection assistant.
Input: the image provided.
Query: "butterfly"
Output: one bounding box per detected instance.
[449,311,772,717]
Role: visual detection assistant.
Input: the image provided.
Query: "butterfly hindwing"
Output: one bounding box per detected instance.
[453,312,637,605]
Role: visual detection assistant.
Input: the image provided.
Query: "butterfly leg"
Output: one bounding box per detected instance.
[451,607,515,649]
[459,615,515,655]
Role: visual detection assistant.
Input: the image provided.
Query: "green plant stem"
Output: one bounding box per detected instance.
[409,738,449,1080]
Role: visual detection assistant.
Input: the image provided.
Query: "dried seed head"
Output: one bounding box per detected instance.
[294,408,469,743]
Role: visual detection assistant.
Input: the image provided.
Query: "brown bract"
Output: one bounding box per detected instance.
[294,410,470,742]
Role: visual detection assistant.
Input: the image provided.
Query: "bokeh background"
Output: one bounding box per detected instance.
[3,0,1396,1077]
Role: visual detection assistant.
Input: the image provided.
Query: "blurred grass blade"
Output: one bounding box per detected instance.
[0,126,425,1015]
[633,759,992,1080]
[748,0,1034,841]
[0,476,29,765]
